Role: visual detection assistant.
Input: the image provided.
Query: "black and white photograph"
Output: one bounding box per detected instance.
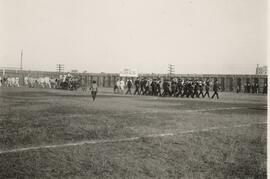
[0,0,268,178]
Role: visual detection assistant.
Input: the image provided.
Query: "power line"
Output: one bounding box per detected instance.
[56,64,64,72]
[168,64,175,78]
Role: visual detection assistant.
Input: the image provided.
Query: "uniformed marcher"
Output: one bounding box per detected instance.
[181,80,188,97]
[114,78,120,93]
[197,81,204,98]
[203,79,210,98]
[211,79,219,99]
[176,79,183,97]
[142,79,150,95]
[187,81,193,98]
[140,78,145,95]
[151,79,158,96]
[193,80,199,98]
[134,77,140,95]
[157,79,162,96]
[125,78,133,95]
[171,79,177,97]
[162,80,170,97]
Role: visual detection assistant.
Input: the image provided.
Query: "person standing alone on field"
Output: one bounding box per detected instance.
[90,80,98,101]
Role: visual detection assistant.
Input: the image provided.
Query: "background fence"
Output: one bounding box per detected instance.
[0,69,267,93]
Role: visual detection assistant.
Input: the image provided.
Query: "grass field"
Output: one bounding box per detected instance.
[0,87,267,178]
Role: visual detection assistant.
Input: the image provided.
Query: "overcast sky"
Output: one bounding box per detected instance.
[0,0,268,74]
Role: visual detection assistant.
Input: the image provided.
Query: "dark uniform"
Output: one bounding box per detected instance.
[142,79,149,95]
[171,81,177,97]
[134,78,140,95]
[176,79,183,97]
[157,80,162,96]
[193,81,199,98]
[187,81,193,98]
[197,82,204,98]
[263,83,267,94]
[114,79,119,93]
[247,83,251,93]
[211,80,219,99]
[162,80,170,97]
[140,79,145,95]
[203,80,210,98]
[151,80,158,96]
[125,79,132,95]
[181,81,188,97]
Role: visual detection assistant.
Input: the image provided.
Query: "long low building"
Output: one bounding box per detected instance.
[0,69,267,93]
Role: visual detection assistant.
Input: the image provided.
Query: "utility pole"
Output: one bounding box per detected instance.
[20,49,23,70]
[168,64,175,78]
[56,64,64,73]
[20,49,23,86]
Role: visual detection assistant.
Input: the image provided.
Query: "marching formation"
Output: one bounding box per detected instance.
[0,74,82,90]
[114,77,221,99]
[0,76,20,87]
[1,74,267,98]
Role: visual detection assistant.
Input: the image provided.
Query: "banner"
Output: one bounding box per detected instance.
[119,68,138,77]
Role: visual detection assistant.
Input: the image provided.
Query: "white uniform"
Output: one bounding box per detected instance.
[119,80,125,92]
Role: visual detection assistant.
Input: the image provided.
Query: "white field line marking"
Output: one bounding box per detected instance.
[49,106,266,119]
[0,122,266,155]
[183,106,266,113]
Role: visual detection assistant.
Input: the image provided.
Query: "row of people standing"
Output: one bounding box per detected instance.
[237,82,267,94]
[115,77,220,99]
